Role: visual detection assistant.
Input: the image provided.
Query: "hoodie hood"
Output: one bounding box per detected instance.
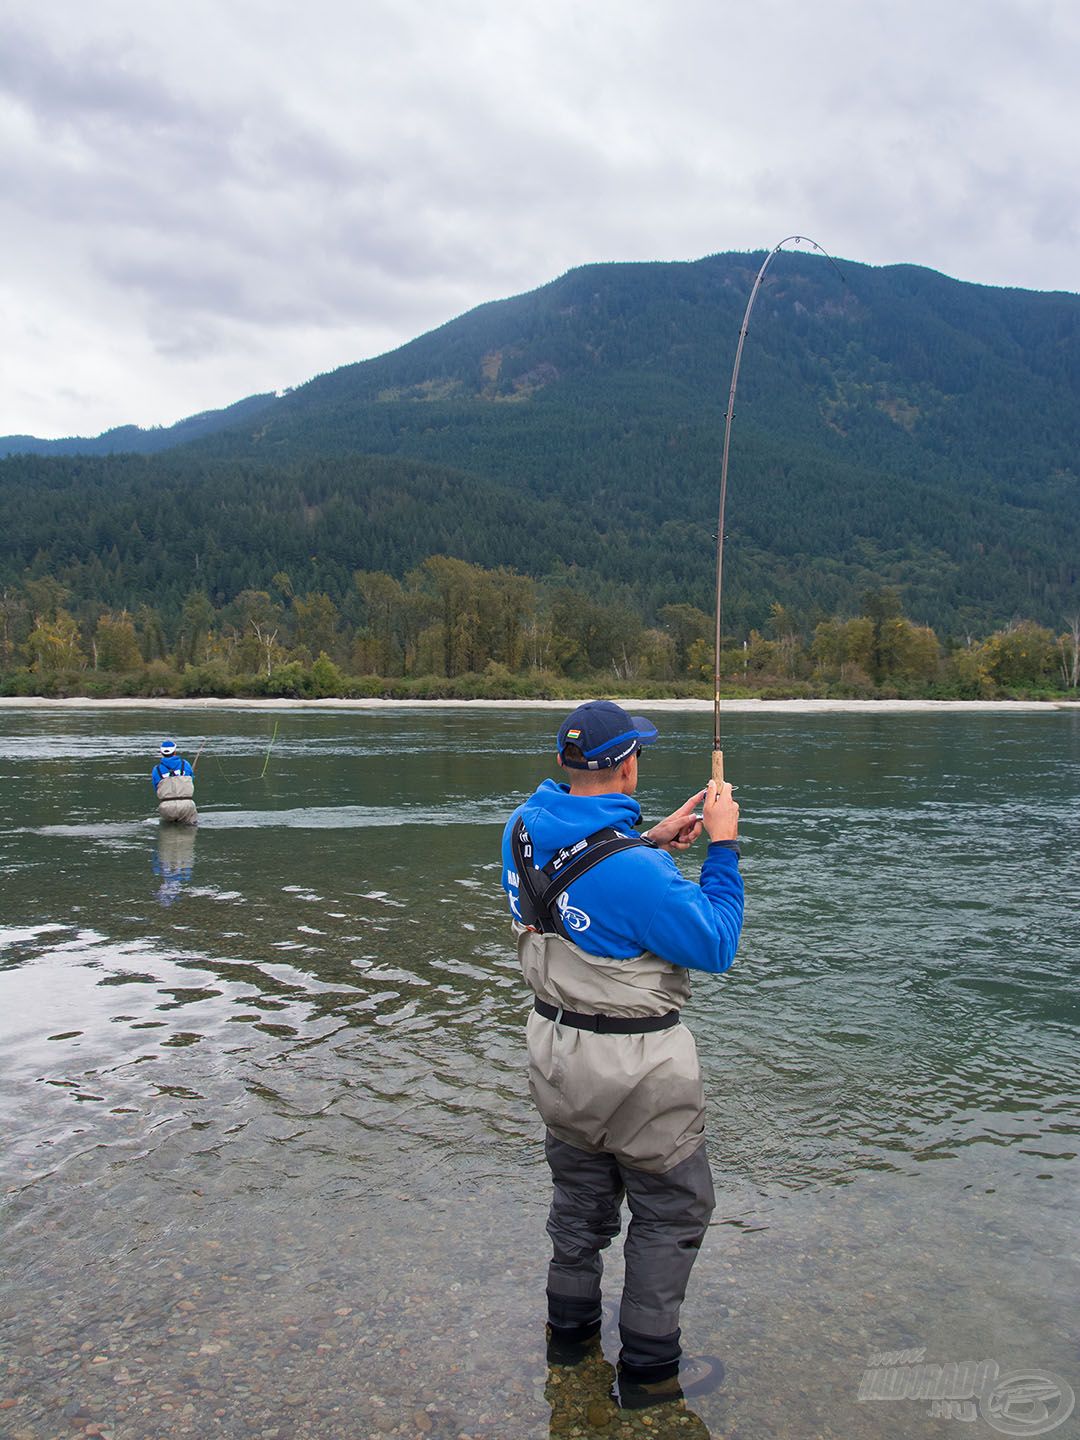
[520,778,641,865]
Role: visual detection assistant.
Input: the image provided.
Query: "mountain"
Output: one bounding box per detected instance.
[0,391,277,459]
[1,251,1078,636]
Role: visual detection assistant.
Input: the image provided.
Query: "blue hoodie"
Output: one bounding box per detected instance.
[151,755,194,789]
[501,779,743,975]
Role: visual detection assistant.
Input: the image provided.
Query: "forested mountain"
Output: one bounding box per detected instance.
[0,391,276,459]
[2,251,1078,639]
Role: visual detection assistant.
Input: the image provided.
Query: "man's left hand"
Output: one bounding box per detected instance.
[645,789,706,852]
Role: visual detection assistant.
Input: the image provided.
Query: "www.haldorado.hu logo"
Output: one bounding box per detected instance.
[857,1349,1074,1434]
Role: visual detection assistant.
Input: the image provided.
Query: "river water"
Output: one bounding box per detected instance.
[1,705,1077,1440]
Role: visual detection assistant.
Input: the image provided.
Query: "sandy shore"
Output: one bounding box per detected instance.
[1,695,1076,713]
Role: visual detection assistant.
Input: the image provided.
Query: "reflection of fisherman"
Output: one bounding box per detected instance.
[152,738,197,825]
[153,824,196,908]
[502,701,743,1404]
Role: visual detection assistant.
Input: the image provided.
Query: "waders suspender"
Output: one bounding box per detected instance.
[511,818,651,941]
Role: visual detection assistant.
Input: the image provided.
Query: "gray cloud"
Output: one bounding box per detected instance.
[1,0,1079,436]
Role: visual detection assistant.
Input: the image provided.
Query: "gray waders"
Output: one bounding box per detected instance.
[518,925,716,1379]
[156,772,197,825]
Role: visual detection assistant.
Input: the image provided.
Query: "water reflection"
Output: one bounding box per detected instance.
[0,705,1077,1439]
[153,823,196,907]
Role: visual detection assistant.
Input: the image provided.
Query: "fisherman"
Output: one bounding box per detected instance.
[151,738,198,825]
[501,700,743,1405]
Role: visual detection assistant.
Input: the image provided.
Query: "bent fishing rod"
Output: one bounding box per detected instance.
[712,234,844,786]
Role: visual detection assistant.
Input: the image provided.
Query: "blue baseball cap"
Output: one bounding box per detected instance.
[557,700,660,770]
[160,739,177,756]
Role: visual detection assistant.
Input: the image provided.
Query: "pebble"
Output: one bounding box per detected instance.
[9,1144,1049,1440]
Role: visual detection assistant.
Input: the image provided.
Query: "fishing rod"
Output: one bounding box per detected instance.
[712,235,844,785]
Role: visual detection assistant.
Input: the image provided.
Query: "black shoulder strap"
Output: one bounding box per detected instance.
[511,819,543,930]
[511,818,650,939]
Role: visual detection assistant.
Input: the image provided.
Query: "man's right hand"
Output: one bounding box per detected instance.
[702,779,739,842]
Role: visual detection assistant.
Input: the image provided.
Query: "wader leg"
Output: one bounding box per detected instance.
[616,1142,716,1377]
[544,1132,624,1331]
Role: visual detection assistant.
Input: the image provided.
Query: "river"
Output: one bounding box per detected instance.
[1,704,1077,1439]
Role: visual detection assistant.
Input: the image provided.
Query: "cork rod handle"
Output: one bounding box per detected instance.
[711,749,725,787]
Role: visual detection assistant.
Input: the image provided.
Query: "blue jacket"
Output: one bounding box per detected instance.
[501,779,743,974]
[151,755,194,788]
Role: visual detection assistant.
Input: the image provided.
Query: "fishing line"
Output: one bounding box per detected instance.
[202,749,243,786]
[260,719,280,779]
[185,723,282,786]
[712,235,845,785]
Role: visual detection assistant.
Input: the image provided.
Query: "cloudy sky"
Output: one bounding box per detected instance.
[2,0,1078,438]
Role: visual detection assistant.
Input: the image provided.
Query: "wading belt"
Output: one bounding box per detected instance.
[533,997,678,1033]
[511,817,653,943]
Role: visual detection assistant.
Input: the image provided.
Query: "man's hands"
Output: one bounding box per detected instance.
[645,779,739,852]
[645,790,705,852]
[702,779,739,842]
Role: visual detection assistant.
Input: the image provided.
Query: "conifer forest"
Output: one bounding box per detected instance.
[2,251,1078,699]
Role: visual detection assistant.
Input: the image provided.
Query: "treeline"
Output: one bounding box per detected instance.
[4,254,1080,642]
[2,566,1077,700]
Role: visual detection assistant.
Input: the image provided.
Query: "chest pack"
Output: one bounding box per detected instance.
[155,757,192,793]
[511,816,653,941]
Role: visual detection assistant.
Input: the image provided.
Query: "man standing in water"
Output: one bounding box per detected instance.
[151,738,198,825]
[501,701,742,1405]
